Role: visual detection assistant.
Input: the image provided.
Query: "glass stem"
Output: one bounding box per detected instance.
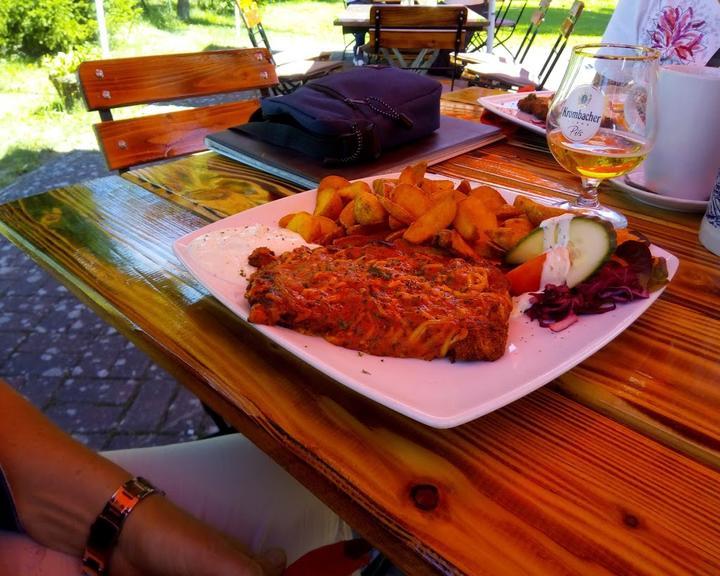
[576,177,602,209]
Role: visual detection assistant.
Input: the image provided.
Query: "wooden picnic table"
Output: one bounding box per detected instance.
[0,88,718,575]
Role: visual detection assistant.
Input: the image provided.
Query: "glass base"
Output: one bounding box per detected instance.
[552,200,628,229]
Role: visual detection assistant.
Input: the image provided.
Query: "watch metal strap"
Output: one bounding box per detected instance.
[81,476,162,576]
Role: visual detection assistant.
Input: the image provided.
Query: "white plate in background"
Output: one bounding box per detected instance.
[478,91,553,136]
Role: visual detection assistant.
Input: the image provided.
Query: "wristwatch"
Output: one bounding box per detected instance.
[82,476,163,576]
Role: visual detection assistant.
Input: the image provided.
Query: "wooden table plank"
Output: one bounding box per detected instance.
[335,4,488,32]
[1,176,719,575]
[123,151,303,221]
[430,96,720,469]
[118,95,720,474]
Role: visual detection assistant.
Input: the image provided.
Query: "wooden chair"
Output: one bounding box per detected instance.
[468,0,530,53]
[493,0,533,56]
[236,0,342,94]
[77,48,278,172]
[364,5,468,90]
[453,0,551,68]
[463,0,583,90]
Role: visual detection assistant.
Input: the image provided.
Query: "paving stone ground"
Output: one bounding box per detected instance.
[0,55,395,449]
[1,65,437,574]
[0,190,218,450]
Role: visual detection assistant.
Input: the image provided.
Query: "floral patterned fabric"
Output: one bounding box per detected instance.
[602,0,720,65]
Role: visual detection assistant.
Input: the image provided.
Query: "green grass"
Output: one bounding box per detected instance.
[0,0,616,190]
[497,0,616,51]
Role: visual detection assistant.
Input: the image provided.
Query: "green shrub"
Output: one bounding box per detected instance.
[0,0,142,57]
[195,0,235,14]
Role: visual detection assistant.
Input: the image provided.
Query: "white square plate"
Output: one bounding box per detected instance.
[173,175,678,428]
[479,91,553,135]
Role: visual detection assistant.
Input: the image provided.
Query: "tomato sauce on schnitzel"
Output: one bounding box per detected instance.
[246,240,511,361]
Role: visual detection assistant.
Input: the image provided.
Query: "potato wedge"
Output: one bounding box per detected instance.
[281,211,317,242]
[398,161,427,186]
[514,195,568,226]
[313,215,342,244]
[280,212,340,244]
[473,231,499,259]
[381,196,416,225]
[354,190,387,225]
[388,183,432,221]
[453,196,498,243]
[278,212,296,228]
[487,216,534,251]
[314,187,344,220]
[388,214,405,230]
[337,180,372,201]
[422,178,454,197]
[436,229,478,260]
[372,178,396,197]
[338,200,356,229]
[318,175,351,191]
[455,179,472,196]
[403,196,457,244]
[493,204,525,222]
[453,189,468,203]
[318,175,350,190]
[469,186,507,211]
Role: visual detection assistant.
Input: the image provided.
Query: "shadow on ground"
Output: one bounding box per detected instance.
[0,148,111,204]
[0,147,58,190]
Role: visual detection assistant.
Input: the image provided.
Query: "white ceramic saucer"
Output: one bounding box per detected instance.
[611,166,709,213]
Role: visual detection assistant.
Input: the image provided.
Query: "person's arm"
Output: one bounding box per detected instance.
[0,380,285,576]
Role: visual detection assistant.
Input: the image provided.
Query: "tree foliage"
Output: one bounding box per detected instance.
[0,0,142,57]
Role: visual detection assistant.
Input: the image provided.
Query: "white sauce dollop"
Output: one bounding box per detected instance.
[511,293,536,318]
[539,213,575,289]
[187,224,315,284]
[540,246,571,288]
[511,213,575,315]
[540,213,575,251]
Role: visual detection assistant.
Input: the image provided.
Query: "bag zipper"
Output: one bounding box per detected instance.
[306,83,414,128]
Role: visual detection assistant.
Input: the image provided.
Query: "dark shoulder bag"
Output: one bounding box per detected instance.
[235,66,442,165]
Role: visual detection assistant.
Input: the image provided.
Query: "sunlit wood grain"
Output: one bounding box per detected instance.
[1,92,719,574]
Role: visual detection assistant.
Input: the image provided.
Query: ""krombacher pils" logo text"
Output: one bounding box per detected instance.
[561,108,601,123]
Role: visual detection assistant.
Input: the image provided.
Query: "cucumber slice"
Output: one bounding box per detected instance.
[505,216,616,288]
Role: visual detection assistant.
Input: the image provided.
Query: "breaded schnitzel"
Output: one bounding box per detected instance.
[246,240,511,361]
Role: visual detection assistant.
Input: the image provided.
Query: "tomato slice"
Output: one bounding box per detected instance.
[505,252,547,296]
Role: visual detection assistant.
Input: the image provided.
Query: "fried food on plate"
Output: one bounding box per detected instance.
[246,240,512,361]
[517,93,551,122]
[251,161,577,360]
[277,161,558,262]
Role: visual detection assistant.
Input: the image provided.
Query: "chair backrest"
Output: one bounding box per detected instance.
[495,0,528,30]
[78,48,277,171]
[368,5,468,54]
[237,0,273,54]
[514,0,552,63]
[536,0,583,88]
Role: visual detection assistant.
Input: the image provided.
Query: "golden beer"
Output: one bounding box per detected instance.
[547,128,651,180]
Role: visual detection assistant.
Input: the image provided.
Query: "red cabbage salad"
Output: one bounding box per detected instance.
[525,240,669,332]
